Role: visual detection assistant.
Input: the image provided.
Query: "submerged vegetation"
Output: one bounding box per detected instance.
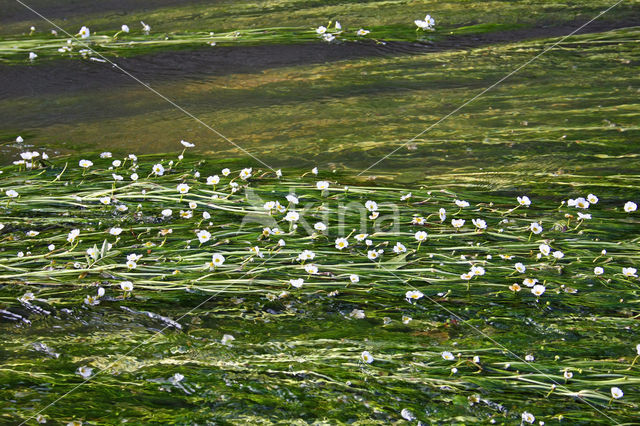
[1,144,639,423]
[2,0,640,424]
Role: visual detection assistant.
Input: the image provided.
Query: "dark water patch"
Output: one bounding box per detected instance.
[2,16,640,100]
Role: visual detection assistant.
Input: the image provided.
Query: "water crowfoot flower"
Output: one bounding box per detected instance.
[77,26,90,39]
[521,412,535,424]
[531,284,546,297]
[335,237,348,250]
[196,230,211,244]
[361,351,374,364]
[517,196,531,207]
[611,387,623,399]
[415,14,435,30]
[624,201,637,212]
[406,290,424,301]
[76,366,93,379]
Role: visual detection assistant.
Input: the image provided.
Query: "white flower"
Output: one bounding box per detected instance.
[79,159,93,168]
[525,354,535,362]
[29,52,37,60]
[290,278,304,288]
[76,366,93,379]
[622,267,637,278]
[564,370,573,379]
[587,194,598,204]
[112,160,122,167]
[297,250,315,261]
[521,412,535,424]
[221,168,230,176]
[314,222,327,231]
[316,181,330,190]
[357,28,370,36]
[16,136,23,143]
[284,211,299,222]
[99,196,111,205]
[553,250,564,259]
[221,334,235,346]
[78,26,90,38]
[530,222,543,234]
[196,230,211,244]
[67,229,80,242]
[522,278,538,288]
[26,230,39,237]
[361,351,374,363]
[19,292,35,303]
[460,272,473,280]
[180,140,194,148]
[415,14,435,30]
[531,284,546,297]
[315,26,327,34]
[322,33,335,42]
[393,242,406,254]
[455,199,469,208]
[6,189,18,198]
[161,209,172,217]
[152,164,165,176]
[577,212,591,220]
[574,197,590,209]
[472,218,487,229]
[126,260,137,269]
[401,408,415,421]
[406,290,424,301]
[517,196,531,206]
[611,387,623,399]
[594,266,604,276]
[414,231,427,242]
[451,219,465,228]
[189,201,197,209]
[121,24,130,33]
[335,237,349,250]
[539,244,551,256]
[203,211,211,219]
[211,253,225,267]
[349,274,360,283]
[109,227,122,236]
[120,281,133,291]
[286,194,299,204]
[442,351,455,361]
[367,250,381,260]
[86,247,99,260]
[177,183,190,194]
[515,262,526,273]
[302,263,318,275]
[624,201,637,212]
[100,152,112,158]
[311,167,318,175]
[365,200,378,212]
[207,175,220,185]
[239,168,252,180]
[438,208,446,222]
[140,21,151,33]
[470,265,485,276]
[48,244,55,251]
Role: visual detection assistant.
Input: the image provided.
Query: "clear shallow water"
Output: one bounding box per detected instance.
[1,1,640,424]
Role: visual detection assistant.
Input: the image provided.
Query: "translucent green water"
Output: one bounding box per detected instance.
[1,1,640,424]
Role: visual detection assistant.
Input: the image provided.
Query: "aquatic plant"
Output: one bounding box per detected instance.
[1,141,639,423]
